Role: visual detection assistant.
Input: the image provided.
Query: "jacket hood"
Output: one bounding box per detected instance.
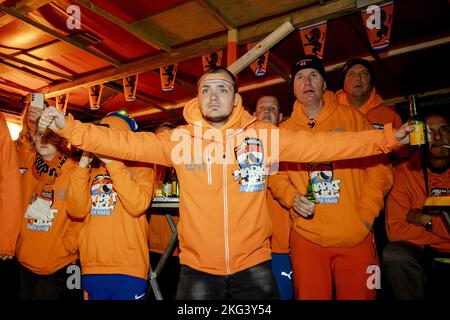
[336,87,383,114]
[291,90,338,127]
[182,94,257,134]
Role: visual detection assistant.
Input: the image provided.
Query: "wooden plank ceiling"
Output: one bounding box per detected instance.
[0,0,449,130]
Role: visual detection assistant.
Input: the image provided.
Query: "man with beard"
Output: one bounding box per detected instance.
[383,109,450,299]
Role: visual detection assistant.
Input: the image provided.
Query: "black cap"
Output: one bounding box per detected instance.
[291,55,327,83]
[341,58,375,87]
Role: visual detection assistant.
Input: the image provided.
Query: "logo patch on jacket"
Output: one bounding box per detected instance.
[91,174,117,215]
[431,188,448,196]
[233,137,266,192]
[372,123,384,130]
[24,190,57,232]
[309,163,341,204]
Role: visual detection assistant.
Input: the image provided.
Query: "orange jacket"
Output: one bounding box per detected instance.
[16,156,82,274]
[58,94,400,275]
[148,165,180,255]
[0,113,22,256]
[269,91,394,247]
[336,88,402,129]
[386,154,450,252]
[266,185,291,254]
[67,161,154,280]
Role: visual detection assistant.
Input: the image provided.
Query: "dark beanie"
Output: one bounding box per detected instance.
[341,58,375,87]
[291,55,327,83]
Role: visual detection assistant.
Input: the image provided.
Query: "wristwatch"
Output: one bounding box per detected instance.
[424,219,433,232]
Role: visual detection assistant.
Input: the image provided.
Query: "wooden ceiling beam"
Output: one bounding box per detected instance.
[194,0,236,30]
[130,35,450,118]
[0,51,74,80]
[0,0,53,27]
[40,0,381,98]
[75,0,172,52]
[105,82,181,118]
[0,4,122,66]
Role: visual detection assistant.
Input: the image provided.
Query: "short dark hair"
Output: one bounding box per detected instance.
[197,66,238,94]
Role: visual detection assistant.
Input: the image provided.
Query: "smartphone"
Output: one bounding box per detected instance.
[30,93,45,109]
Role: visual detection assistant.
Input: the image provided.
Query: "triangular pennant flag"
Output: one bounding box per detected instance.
[299,21,327,59]
[123,74,139,102]
[160,64,178,92]
[247,42,269,77]
[202,50,223,71]
[55,93,69,115]
[361,1,394,50]
[88,84,103,110]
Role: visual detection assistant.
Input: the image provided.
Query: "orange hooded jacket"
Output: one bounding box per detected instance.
[16,156,82,274]
[67,115,154,280]
[386,154,450,252]
[269,91,394,247]
[0,113,22,256]
[336,88,402,129]
[57,94,400,275]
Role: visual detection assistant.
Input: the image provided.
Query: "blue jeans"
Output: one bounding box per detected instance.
[175,260,279,300]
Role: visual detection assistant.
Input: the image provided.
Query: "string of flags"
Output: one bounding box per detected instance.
[77,2,394,109]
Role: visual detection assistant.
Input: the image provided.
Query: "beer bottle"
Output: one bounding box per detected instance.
[162,168,173,197]
[305,176,317,204]
[408,95,427,150]
[171,170,179,198]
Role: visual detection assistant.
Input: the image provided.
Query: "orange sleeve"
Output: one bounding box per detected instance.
[58,115,172,166]
[392,110,403,130]
[356,119,394,227]
[0,113,22,256]
[386,169,449,245]
[267,164,298,209]
[105,161,154,217]
[278,123,399,164]
[67,166,92,219]
[62,218,85,255]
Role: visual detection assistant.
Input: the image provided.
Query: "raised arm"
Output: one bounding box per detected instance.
[278,123,413,163]
[39,107,172,166]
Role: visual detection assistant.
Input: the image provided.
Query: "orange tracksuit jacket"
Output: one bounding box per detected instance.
[67,161,154,280]
[269,91,394,247]
[336,88,402,129]
[386,155,450,252]
[148,165,180,255]
[266,166,291,254]
[16,157,82,274]
[57,94,400,275]
[0,113,22,256]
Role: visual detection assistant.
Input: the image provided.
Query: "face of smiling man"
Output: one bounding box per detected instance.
[197,71,238,128]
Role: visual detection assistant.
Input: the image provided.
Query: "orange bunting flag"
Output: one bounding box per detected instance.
[55,93,69,114]
[299,21,327,59]
[202,50,223,71]
[247,42,269,77]
[88,84,103,110]
[123,74,139,101]
[160,64,178,92]
[361,1,394,50]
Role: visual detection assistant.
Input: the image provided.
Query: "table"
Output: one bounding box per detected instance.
[147,197,179,300]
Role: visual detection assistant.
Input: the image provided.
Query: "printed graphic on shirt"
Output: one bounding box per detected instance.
[91,174,117,216]
[233,137,266,192]
[24,188,57,232]
[431,188,448,196]
[372,123,384,130]
[309,163,341,204]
